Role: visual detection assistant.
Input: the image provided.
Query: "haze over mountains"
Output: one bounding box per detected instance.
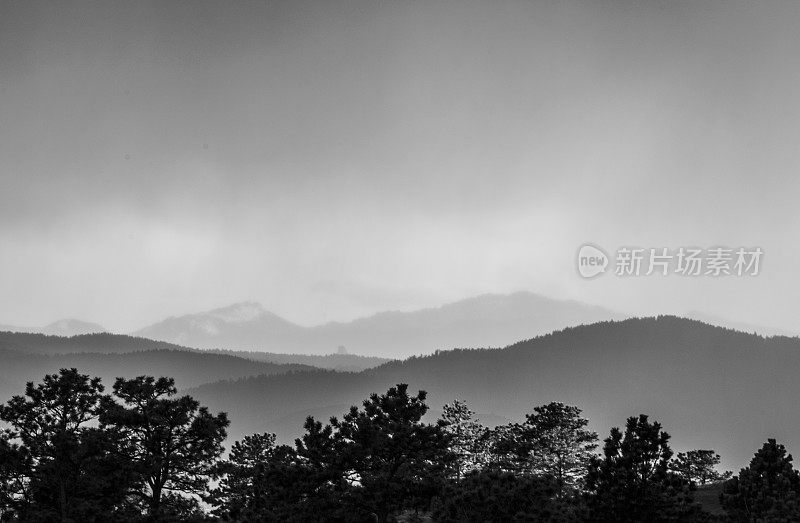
[185,316,800,472]
[0,331,386,403]
[684,310,794,337]
[3,293,792,359]
[2,310,800,472]
[134,292,623,358]
[0,319,107,337]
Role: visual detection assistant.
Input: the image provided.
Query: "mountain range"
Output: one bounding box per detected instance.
[134,293,623,358]
[3,313,800,471]
[0,331,387,402]
[4,293,792,360]
[0,319,107,337]
[184,316,800,472]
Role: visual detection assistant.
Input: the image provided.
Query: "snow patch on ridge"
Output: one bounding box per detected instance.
[208,302,267,323]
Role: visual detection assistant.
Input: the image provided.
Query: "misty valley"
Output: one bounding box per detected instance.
[2,299,799,521]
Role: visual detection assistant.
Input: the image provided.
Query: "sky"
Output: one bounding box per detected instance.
[1,0,799,333]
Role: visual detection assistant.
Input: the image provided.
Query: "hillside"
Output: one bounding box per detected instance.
[0,331,195,355]
[0,319,107,336]
[135,292,622,358]
[685,310,794,337]
[202,349,390,371]
[0,331,384,371]
[0,330,394,404]
[186,316,800,472]
[0,348,314,402]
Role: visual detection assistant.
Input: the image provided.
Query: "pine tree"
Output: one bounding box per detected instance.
[487,402,597,500]
[585,414,696,521]
[0,369,132,522]
[522,403,598,498]
[670,449,731,485]
[100,375,229,521]
[0,429,31,520]
[439,400,489,478]
[298,384,453,523]
[208,432,307,521]
[721,439,800,520]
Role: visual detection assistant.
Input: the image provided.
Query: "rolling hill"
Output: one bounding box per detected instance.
[0,331,387,370]
[0,319,107,336]
[185,316,800,472]
[135,292,622,358]
[0,348,315,402]
[202,349,390,372]
[0,331,198,355]
[0,331,387,402]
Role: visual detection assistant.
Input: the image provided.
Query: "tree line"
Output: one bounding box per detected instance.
[0,369,797,521]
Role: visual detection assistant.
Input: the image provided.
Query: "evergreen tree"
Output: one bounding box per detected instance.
[335,384,453,522]
[208,433,308,522]
[484,422,521,472]
[100,376,229,521]
[519,403,597,498]
[298,384,453,522]
[439,400,489,478]
[585,414,697,521]
[721,438,800,520]
[487,402,597,500]
[209,432,278,520]
[670,449,731,486]
[0,429,31,521]
[0,369,132,522]
[291,416,348,520]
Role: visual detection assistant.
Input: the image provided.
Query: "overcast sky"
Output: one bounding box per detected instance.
[1,0,798,332]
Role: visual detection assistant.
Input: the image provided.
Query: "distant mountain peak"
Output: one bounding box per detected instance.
[134,292,622,355]
[40,319,107,336]
[207,302,270,323]
[133,301,301,350]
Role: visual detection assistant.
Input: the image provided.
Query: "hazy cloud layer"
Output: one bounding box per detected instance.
[1,0,798,332]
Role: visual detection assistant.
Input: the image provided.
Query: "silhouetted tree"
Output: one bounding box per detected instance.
[484,422,520,472]
[439,400,489,478]
[296,384,453,522]
[671,449,731,486]
[208,433,309,522]
[209,432,278,520]
[288,416,349,521]
[502,402,597,498]
[0,368,132,522]
[0,429,31,520]
[100,376,229,521]
[721,439,800,521]
[585,414,697,521]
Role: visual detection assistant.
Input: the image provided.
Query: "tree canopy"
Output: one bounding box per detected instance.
[721,438,800,520]
[0,369,785,522]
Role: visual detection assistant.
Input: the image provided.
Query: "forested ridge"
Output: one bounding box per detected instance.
[4,317,800,520]
[187,316,800,473]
